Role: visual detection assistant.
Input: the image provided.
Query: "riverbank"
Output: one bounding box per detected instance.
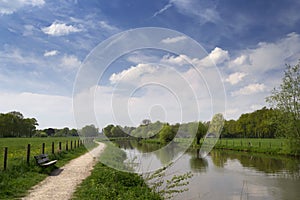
[72,142,162,200]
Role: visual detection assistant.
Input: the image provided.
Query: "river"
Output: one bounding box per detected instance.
[114,140,300,200]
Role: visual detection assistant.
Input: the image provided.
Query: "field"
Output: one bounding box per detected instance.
[0,137,95,199]
[0,137,85,170]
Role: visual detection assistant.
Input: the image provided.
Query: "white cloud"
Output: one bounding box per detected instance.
[44,50,59,57]
[161,36,187,44]
[0,0,45,15]
[60,55,81,70]
[99,21,119,32]
[42,22,82,36]
[225,72,247,85]
[109,63,158,84]
[231,83,266,96]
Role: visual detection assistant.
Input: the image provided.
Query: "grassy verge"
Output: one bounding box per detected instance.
[72,142,162,200]
[0,141,96,199]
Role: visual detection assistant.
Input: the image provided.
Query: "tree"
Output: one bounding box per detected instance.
[266,62,300,138]
[80,124,99,137]
[159,124,176,144]
[196,122,207,144]
[266,62,300,155]
[141,119,151,126]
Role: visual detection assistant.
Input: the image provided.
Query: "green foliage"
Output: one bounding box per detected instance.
[266,62,300,154]
[159,124,176,144]
[79,124,99,137]
[145,163,193,200]
[73,142,162,200]
[221,107,280,138]
[0,111,38,137]
[131,121,164,139]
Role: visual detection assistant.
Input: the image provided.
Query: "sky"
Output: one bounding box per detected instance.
[0,0,300,129]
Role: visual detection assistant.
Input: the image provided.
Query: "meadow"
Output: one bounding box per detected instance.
[0,137,95,199]
[0,137,84,170]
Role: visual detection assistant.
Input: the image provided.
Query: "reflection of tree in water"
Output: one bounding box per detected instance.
[188,149,208,173]
[153,142,185,165]
[210,150,227,168]
[211,150,300,174]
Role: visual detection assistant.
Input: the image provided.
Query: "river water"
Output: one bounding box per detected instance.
[114,140,300,200]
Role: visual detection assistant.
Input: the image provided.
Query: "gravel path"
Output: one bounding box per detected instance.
[22,142,106,200]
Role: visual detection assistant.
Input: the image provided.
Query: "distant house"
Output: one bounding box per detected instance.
[206,133,217,138]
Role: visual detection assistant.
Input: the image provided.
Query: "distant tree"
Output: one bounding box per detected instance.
[159,124,176,144]
[103,124,115,138]
[80,124,99,137]
[141,119,151,126]
[196,122,208,144]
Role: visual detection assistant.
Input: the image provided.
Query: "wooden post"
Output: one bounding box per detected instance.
[42,143,45,154]
[71,141,73,150]
[59,142,62,151]
[74,140,76,149]
[4,147,8,170]
[52,142,55,154]
[66,141,68,151]
[78,139,80,147]
[27,144,30,165]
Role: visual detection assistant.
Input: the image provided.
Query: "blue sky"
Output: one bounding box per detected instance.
[1,0,300,129]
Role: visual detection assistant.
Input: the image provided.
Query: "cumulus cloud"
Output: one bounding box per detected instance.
[44,50,58,57]
[109,63,158,84]
[0,0,45,15]
[161,36,187,44]
[42,22,82,36]
[225,72,247,85]
[231,83,266,96]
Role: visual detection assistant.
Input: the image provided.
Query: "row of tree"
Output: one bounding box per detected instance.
[0,111,38,137]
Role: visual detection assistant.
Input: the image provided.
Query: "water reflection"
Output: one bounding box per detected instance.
[113,140,300,199]
[187,149,208,173]
[210,150,300,174]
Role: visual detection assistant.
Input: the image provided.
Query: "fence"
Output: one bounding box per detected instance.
[1,138,94,170]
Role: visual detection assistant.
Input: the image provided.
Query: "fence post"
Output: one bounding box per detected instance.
[71,141,73,150]
[4,147,8,170]
[42,143,45,154]
[66,141,68,151]
[52,142,55,154]
[74,140,76,149]
[27,144,31,165]
[59,142,62,151]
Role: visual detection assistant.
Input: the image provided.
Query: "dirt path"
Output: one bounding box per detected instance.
[22,142,106,200]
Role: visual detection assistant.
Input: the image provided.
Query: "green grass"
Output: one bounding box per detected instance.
[0,137,84,170]
[189,138,292,155]
[73,141,162,200]
[0,137,96,199]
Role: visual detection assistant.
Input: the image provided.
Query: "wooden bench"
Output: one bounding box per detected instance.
[34,154,57,167]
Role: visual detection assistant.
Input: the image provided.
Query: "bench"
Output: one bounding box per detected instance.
[34,154,57,167]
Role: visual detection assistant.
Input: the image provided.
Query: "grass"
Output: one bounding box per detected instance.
[187,138,294,155]
[0,137,83,170]
[0,137,96,199]
[72,141,162,200]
